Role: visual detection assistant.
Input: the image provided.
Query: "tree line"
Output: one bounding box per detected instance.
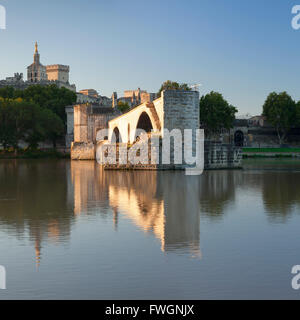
[1,81,300,152]
[0,85,76,152]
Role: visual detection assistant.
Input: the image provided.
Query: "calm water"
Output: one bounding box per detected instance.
[0,159,300,300]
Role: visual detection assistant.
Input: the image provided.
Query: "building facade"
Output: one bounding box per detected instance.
[27,42,47,83]
[46,64,70,83]
[79,89,99,98]
[124,88,156,105]
[112,88,156,109]
[25,42,76,92]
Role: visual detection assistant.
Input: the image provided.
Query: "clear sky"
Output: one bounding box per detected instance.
[0,0,299,115]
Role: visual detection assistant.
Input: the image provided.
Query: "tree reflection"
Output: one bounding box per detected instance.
[1,159,300,267]
[262,172,300,223]
[0,160,74,266]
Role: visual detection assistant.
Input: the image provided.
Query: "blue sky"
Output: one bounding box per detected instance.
[0,0,299,115]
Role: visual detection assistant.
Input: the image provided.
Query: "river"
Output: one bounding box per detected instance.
[0,159,300,299]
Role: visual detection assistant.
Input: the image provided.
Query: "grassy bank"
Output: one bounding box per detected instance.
[0,149,70,159]
[243,147,300,158]
[243,148,300,153]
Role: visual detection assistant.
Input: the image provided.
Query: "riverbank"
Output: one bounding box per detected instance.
[2,147,300,160]
[243,147,300,158]
[0,149,70,159]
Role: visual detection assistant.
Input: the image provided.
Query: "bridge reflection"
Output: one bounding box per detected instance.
[71,161,201,255]
[1,160,300,266]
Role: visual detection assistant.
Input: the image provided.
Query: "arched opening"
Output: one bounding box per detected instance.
[135,112,153,140]
[234,130,244,147]
[96,129,108,142]
[111,127,122,143]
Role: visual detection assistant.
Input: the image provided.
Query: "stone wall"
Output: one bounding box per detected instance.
[230,127,300,148]
[71,104,120,158]
[98,140,242,171]
[0,79,76,92]
[73,104,119,143]
[162,90,199,134]
[204,142,242,169]
[71,142,95,160]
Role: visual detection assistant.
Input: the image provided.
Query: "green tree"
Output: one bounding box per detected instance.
[0,99,64,152]
[157,80,191,97]
[20,84,77,123]
[40,108,64,148]
[0,84,77,124]
[0,99,18,150]
[0,86,16,99]
[117,101,130,113]
[263,92,296,145]
[200,91,237,138]
[296,101,300,127]
[0,85,76,148]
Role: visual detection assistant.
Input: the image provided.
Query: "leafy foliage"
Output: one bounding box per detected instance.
[157,80,191,97]
[0,84,77,124]
[0,85,76,149]
[200,91,237,137]
[263,92,297,145]
[117,101,131,113]
[0,98,64,151]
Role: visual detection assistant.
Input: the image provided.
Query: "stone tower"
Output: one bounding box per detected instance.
[112,92,118,108]
[46,64,70,83]
[27,42,47,82]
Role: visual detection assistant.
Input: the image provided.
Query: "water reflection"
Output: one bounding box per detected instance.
[1,159,300,267]
[198,171,238,220]
[0,160,74,267]
[262,172,300,222]
[71,161,201,254]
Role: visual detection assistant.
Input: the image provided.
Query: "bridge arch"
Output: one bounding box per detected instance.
[135,112,153,140]
[108,100,163,144]
[111,127,122,143]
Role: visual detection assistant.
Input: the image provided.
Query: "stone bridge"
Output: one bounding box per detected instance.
[71,89,242,170]
[105,90,200,144]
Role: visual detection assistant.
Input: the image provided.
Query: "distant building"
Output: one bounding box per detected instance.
[66,96,114,147]
[5,73,23,83]
[112,88,156,109]
[76,93,98,104]
[111,92,118,108]
[79,89,99,98]
[46,64,70,83]
[66,103,121,149]
[248,115,271,128]
[124,88,156,105]
[25,42,76,92]
[27,42,47,83]
[76,89,111,105]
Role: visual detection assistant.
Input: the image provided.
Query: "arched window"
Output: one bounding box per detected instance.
[234,131,244,147]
